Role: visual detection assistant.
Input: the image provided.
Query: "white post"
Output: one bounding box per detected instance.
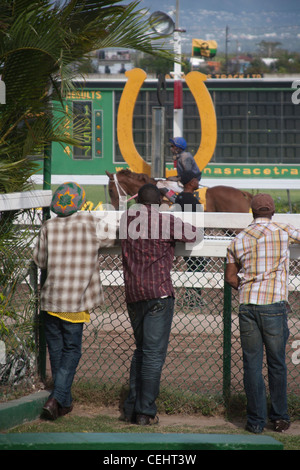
[173,0,183,137]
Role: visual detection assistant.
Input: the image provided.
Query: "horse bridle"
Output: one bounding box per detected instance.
[112,173,138,203]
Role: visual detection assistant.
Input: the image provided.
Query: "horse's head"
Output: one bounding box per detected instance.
[106,169,153,209]
[105,170,120,209]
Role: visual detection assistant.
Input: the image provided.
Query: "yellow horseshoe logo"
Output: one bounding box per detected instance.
[117,68,217,176]
[117,68,151,174]
[184,72,217,171]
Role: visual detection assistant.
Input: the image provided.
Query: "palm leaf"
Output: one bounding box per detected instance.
[0,0,176,193]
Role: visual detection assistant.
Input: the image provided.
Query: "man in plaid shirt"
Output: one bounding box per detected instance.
[33,182,116,420]
[120,183,202,425]
[225,193,300,434]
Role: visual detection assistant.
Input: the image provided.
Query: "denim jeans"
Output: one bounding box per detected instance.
[124,296,174,419]
[43,312,83,408]
[239,302,290,428]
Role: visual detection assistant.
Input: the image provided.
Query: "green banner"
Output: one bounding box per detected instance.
[166,164,300,179]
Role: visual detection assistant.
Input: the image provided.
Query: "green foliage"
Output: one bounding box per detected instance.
[0,0,175,193]
[0,210,38,354]
[0,1,175,391]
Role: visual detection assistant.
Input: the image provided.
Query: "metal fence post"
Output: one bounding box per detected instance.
[38,142,52,380]
[223,262,232,404]
[42,142,51,221]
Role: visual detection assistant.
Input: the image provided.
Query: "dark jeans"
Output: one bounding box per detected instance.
[124,297,174,419]
[239,302,290,428]
[43,312,83,408]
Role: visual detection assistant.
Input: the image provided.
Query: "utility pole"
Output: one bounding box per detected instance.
[225,25,229,74]
[173,0,184,137]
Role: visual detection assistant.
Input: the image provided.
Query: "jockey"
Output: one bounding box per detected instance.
[169,137,201,183]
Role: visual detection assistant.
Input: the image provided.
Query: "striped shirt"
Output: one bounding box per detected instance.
[121,205,198,304]
[33,211,116,314]
[226,217,300,305]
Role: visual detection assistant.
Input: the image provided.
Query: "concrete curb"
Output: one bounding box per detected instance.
[0,390,49,431]
[0,432,284,450]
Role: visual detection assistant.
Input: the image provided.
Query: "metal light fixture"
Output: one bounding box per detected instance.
[150,6,185,137]
[150,11,175,36]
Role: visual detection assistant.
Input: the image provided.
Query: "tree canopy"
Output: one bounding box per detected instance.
[0,0,174,192]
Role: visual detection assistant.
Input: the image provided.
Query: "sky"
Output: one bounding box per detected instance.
[140,0,300,53]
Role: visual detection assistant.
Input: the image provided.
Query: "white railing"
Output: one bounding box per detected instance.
[0,190,52,211]
[98,211,300,259]
[2,192,300,265]
[30,174,300,191]
[97,211,300,294]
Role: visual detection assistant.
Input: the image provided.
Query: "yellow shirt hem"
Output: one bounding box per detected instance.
[47,311,90,323]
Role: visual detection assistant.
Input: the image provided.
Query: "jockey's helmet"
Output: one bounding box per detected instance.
[169,137,187,150]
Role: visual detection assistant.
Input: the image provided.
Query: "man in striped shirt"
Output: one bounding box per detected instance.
[120,183,201,425]
[225,193,300,434]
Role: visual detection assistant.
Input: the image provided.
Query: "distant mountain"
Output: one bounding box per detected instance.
[142,0,300,53]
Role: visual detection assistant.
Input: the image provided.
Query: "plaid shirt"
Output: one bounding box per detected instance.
[33,211,116,313]
[226,217,300,305]
[121,205,199,304]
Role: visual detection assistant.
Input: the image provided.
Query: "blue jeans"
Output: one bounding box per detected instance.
[239,302,290,428]
[124,297,174,419]
[43,312,83,408]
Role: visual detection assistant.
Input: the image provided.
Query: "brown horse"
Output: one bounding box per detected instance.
[106,169,252,212]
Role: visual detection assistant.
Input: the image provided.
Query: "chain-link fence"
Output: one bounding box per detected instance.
[78,251,228,394]
[0,208,42,396]
[75,242,300,402]
[1,205,300,411]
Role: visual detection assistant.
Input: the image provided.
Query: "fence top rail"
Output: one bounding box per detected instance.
[100,239,300,260]
[30,174,300,190]
[202,212,300,228]
[92,210,300,258]
[92,210,300,228]
[0,190,52,211]
[200,178,300,190]
[3,199,300,258]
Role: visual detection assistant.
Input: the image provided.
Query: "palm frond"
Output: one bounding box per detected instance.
[0,0,176,193]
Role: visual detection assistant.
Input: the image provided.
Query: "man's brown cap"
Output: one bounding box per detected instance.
[251,193,275,215]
